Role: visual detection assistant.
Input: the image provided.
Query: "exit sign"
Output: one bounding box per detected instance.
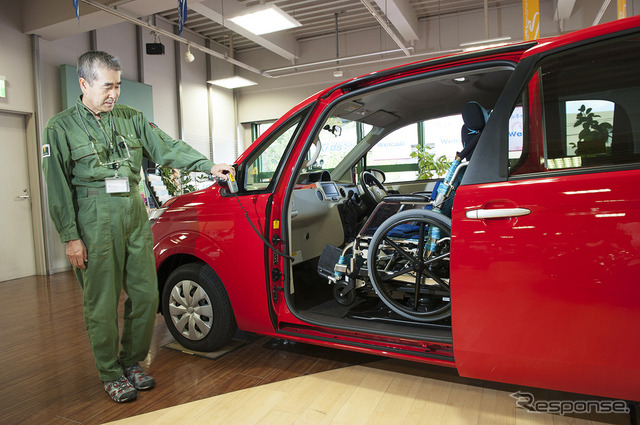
[0,78,5,98]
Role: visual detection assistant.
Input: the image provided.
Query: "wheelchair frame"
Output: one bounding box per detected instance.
[324,160,467,323]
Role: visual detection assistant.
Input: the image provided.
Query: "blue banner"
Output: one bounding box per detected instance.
[178,0,188,36]
[73,0,79,19]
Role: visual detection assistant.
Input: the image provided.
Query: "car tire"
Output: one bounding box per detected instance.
[162,263,237,352]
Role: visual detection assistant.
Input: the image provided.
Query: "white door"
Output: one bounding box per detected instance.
[0,112,36,281]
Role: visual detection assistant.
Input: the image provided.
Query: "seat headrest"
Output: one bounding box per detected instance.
[462,101,489,132]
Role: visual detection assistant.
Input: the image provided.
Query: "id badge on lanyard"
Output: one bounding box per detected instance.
[105,176,130,193]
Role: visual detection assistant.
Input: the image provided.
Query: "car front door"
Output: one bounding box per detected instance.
[451,20,640,401]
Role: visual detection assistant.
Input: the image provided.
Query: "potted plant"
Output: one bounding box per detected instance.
[574,104,612,155]
[410,145,450,179]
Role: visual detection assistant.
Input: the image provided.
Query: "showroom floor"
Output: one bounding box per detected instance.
[0,272,631,425]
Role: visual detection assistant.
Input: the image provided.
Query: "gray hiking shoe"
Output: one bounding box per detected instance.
[104,375,137,403]
[123,364,155,391]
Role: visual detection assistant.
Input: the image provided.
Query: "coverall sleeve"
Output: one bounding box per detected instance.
[42,126,80,243]
[136,115,215,173]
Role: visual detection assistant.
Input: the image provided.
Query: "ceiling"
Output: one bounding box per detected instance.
[156,0,523,58]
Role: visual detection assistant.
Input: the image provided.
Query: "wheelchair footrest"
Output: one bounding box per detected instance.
[317,244,342,279]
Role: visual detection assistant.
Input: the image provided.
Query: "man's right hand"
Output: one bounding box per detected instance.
[66,239,88,270]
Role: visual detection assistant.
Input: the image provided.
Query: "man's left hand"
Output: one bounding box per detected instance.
[210,163,235,179]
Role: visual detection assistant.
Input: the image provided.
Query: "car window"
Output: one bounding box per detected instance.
[366,123,419,182]
[314,119,365,171]
[244,111,306,191]
[365,116,465,182]
[509,34,640,176]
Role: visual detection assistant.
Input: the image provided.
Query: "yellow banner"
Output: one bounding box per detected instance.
[617,0,627,19]
[523,0,540,41]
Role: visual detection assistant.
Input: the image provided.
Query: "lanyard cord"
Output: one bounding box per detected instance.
[75,103,116,150]
[75,104,131,171]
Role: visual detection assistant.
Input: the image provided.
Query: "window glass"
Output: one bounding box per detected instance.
[424,115,464,160]
[314,119,363,170]
[508,106,524,161]
[365,115,464,182]
[244,112,305,191]
[539,35,640,171]
[253,121,276,141]
[367,123,419,182]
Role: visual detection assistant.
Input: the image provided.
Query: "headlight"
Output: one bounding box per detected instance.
[148,207,167,225]
[148,196,179,225]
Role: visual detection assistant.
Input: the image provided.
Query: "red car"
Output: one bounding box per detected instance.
[152,16,640,402]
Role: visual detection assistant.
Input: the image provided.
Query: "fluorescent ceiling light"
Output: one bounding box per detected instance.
[228,4,301,35]
[460,36,512,47]
[207,76,257,89]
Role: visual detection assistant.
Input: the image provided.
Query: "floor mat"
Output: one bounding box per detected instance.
[163,331,258,360]
[306,298,366,318]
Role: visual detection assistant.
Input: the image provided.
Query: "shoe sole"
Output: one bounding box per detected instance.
[132,380,155,391]
[108,391,138,403]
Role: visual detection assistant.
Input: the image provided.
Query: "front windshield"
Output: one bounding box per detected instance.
[306,118,373,175]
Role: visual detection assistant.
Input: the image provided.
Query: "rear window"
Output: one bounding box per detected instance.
[510,34,640,176]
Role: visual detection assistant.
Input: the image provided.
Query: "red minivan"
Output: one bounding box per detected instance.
[152,16,640,402]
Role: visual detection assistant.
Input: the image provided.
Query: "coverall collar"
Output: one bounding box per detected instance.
[77,95,112,121]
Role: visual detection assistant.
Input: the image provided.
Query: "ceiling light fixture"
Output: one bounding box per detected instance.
[207,76,257,89]
[227,4,301,35]
[184,45,195,63]
[460,36,512,51]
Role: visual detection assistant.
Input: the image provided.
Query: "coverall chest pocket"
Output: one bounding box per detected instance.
[71,144,99,166]
[123,135,144,169]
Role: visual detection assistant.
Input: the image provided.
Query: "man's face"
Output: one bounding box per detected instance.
[79,66,121,116]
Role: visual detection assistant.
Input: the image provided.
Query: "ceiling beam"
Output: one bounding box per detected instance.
[593,0,613,26]
[79,0,270,77]
[554,0,577,20]
[360,0,411,55]
[372,0,419,42]
[189,0,298,61]
[22,0,191,40]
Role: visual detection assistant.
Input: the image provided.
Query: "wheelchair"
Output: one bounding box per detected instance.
[318,102,487,323]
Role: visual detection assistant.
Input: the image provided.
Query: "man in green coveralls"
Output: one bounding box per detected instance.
[42,51,235,403]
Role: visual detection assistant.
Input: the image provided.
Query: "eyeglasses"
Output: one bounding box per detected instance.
[76,104,131,171]
[88,132,131,170]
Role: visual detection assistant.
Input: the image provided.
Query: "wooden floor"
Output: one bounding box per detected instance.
[0,272,632,425]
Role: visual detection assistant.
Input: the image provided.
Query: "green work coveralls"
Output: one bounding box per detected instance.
[43,96,215,382]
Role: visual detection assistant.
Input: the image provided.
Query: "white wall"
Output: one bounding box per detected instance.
[0,1,34,114]
[0,1,237,273]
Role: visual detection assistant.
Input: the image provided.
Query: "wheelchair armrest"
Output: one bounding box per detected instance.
[381,194,431,204]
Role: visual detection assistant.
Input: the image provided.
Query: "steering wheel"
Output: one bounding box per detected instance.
[360,170,388,205]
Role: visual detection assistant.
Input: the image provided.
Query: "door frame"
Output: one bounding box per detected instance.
[0,108,47,276]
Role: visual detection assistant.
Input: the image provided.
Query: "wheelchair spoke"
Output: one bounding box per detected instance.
[367,209,453,323]
[419,267,450,292]
[378,264,414,282]
[414,222,427,310]
[380,236,416,263]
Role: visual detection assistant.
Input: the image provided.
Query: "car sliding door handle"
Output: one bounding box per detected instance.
[465,208,531,220]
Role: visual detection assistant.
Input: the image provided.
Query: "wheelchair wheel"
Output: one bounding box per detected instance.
[367,209,451,322]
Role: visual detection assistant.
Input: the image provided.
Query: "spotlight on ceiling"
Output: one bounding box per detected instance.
[184,45,195,63]
[207,76,257,89]
[228,4,301,35]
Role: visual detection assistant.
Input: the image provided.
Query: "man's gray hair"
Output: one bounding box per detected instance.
[77,51,122,84]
